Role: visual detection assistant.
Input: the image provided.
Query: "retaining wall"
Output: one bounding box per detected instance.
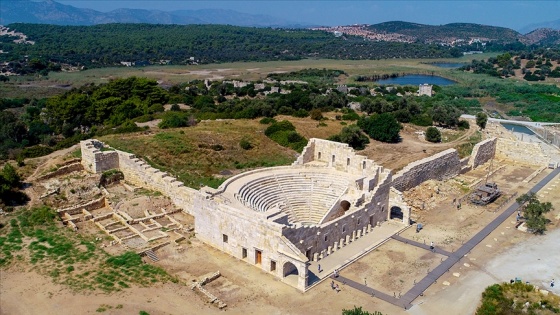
[392,149,461,192]
[469,138,497,169]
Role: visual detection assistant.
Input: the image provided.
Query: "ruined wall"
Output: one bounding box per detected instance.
[81,140,198,215]
[392,149,461,192]
[496,138,549,166]
[282,172,392,259]
[80,140,119,173]
[37,162,84,181]
[294,138,384,176]
[117,152,198,214]
[469,138,497,169]
[58,196,106,215]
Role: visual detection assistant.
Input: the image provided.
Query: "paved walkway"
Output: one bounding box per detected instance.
[306,220,408,288]
[391,235,452,257]
[334,168,560,309]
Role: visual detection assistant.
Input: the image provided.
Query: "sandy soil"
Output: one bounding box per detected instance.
[342,240,446,294]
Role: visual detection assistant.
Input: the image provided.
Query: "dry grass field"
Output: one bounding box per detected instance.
[100,114,477,189]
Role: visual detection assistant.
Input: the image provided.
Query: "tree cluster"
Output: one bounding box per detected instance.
[328,125,370,150]
[516,192,553,234]
[357,113,402,143]
[0,163,26,206]
[1,23,471,76]
[264,120,308,152]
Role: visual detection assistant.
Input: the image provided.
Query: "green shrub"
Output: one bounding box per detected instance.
[425,127,442,143]
[310,109,323,121]
[264,120,296,136]
[158,112,192,129]
[292,109,309,118]
[239,137,253,150]
[341,110,360,121]
[328,125,370,150]
[259,117,276,124]
[265,121,307,152]
[20,146,54,159]
[458,120,470,130]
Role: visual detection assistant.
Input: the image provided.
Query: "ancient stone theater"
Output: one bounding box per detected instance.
[80,136,498,291]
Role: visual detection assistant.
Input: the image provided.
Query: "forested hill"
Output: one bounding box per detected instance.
[1,23,464,69]
[367,21,523,44]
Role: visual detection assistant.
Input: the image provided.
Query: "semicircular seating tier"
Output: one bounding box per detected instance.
[234,168,350,225]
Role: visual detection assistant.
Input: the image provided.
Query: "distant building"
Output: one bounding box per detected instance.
[418,84,433,97]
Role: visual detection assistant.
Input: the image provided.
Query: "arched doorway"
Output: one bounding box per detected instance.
[340,200,351,211]
[390,206,403,220]
[283,261,299,277]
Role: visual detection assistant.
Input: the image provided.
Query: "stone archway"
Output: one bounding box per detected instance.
[390,206,403,220]
[283,261,299,277]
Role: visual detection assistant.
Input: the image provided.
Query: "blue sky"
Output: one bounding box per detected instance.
[56,1,560,30]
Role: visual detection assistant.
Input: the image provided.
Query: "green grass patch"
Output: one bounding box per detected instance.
[456,131,482,158]
[0,206,177,293]
[101,119,295,189]
[476,282,560,315]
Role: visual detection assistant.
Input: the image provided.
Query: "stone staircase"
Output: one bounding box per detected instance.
[144,249,159,262]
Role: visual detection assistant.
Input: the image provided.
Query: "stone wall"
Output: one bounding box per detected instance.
[117,152,198,214]
[469,138,497,169]
[294,138,385,176]
[392,149,461,192]
[194,194,309,290]
[58,196,106,216]
[80,140,198,215]
[80,140,119,173]
[496,138,550,166]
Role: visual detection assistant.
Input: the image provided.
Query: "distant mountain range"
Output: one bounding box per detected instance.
[0,0,304,27]
[1,0,560,46]
[362,21,560,46]
[519,19,560,35]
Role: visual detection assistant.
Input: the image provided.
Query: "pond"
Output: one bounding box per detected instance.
[430,63,466,69]
[375,74,456,86]
[500,123,535,135]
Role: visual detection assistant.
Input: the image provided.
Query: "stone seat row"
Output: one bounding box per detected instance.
[237,172,348,204]
[240,182,343,213]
